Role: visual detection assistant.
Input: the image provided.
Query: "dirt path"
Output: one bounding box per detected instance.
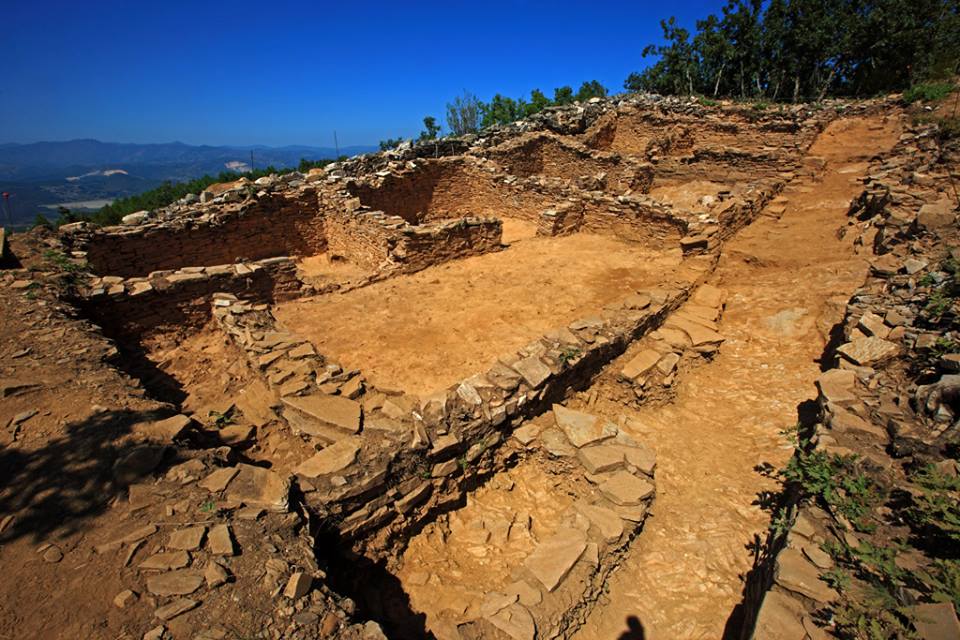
[572,116,903,640]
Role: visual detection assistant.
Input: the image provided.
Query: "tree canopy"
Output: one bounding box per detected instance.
[626,0,960,101]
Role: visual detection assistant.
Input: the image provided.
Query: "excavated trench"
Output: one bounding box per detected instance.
[61,110,902,639]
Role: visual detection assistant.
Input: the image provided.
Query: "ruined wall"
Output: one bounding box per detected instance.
[483,132,654,194]
[79,258,302,340]
[391,217,502,272]
[347,158,558,224]
[65,189,326,278]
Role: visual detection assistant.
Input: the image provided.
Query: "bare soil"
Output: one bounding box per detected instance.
[274,233,687,396]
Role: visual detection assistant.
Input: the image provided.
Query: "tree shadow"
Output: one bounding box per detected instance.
[0,408,173,545]
[617,615,646,639]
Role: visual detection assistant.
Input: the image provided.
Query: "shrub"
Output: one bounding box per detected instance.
[903,82,955,104]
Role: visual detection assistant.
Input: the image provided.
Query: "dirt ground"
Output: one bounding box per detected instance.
[648,179,735,212]
[571,115,903,639]
[275,233,687,396]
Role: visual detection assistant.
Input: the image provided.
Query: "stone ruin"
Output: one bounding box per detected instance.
[6,92,911,639]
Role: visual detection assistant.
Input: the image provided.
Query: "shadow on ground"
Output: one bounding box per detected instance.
[0,408,168,544]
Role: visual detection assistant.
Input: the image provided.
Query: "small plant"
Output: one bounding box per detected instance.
[782,450,884,532]
[902,82,954,104]
[200,500,217,513]
[915,559,960,611]
[904,464,960,545]
[698,96,719,107]
[456,456,469,471]
[924,288,956,320]
[752,101,769,111]
[559,347,582,366]
[208,408,236,428]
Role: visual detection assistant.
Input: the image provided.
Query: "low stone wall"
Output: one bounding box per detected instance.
[78,257,303,339]
[210,282,694,564]
[62,188,326,278]
[392,216,502,271]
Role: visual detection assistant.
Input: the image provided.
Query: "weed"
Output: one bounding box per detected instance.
[904,464,960,545]
[752,101,769,111]
[902,82,954,104]
[832,585,916,639]
[698,96,719,107]
[781,450,884,532]
[456,456,469,471]
[200,500,217,513]
[559,347,582,366]
[915,559,960,611]
[208,408,236,428]
[924,288,955,320]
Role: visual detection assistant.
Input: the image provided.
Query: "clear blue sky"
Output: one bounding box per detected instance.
[2,0,723,147]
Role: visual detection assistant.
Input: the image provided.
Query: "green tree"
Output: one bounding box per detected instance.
[480,94,527,128]
[553,86,575,105]
[379,137,405,151]
[575,80,609,101]
[418,116,441,141]
[524,89,553,116]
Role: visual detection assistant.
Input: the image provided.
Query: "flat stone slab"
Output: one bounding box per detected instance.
[207,524,234,555]
[512,355,551,388]
[154,598,199,621]
[139,550,190,571]
[282,394,361,435]
[553,405,616,448]
[167,526,205,551]
[577,445,626,474]
[146,570,204,596]
[224,463,290,512]
[598,471,654,506]
[815,369,857,406]
[135,414,193,442]
[836,336,899,367]
[775,547,839,604]
[523,527,587,592]
[621,349,661,382]
[665,315,724,348]
[294,437,362,478]
[574,501,625,542]
[198,466,239,493]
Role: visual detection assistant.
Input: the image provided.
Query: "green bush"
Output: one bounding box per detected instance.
[903,82,955,104]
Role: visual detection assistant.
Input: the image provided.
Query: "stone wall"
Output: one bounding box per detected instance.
[482,132,654,195]
[63,188,326,278]
[79,257,302,340]
[346,157,559,224]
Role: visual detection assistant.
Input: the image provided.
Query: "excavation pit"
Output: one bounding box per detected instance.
[273,233,686,397]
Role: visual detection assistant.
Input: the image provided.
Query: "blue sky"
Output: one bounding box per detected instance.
[2,1,723,147]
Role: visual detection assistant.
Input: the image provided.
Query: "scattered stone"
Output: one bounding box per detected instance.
[204,561,229,588]
[574,501,625,542]
[146,570,204,597]
[523,527,587,591]
[911,601,960,640]
[487,602,536,640]
[154,598,199,621]
[816,369,857,406]
[198,466,240,493]
[774,547,838,603]
[167,526,205,551]
[598,471,655,506]
[114,589,138,609]
[553,405,616,448]
[41,545,63,563]
[113,446,165,485]
[576,445,626,474]
[857,312,889,339]
[837,336,899,366]
[294,437,361,478]
[621,349,660,382]
[143,626,167,640]
[225,463,290,512]
[136,414,193,442]
[139,550,191,571]
[283,572,313,600]
[207,524,234,556]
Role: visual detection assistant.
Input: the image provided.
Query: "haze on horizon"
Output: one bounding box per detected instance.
[1,0,720,148]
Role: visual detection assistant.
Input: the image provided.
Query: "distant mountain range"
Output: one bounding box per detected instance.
[0,139,377,227]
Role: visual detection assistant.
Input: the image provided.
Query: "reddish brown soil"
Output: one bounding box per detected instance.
[274,233,691,396]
